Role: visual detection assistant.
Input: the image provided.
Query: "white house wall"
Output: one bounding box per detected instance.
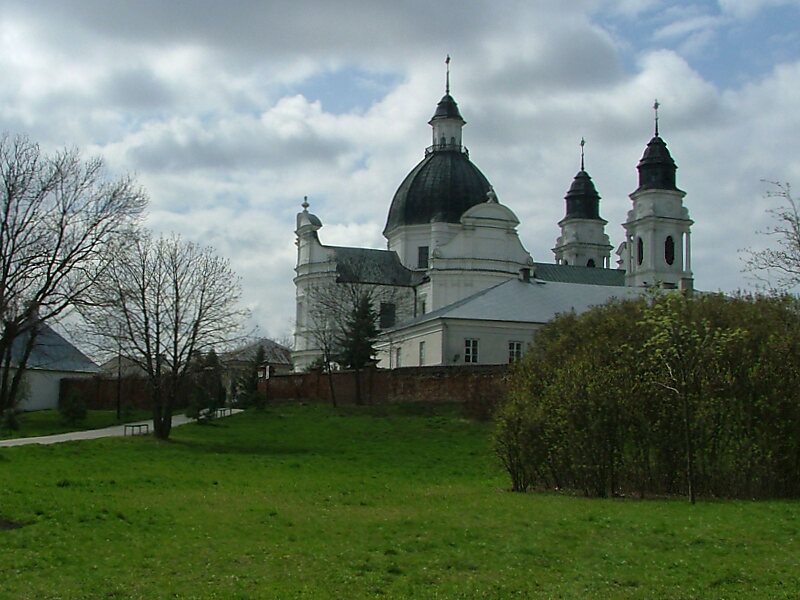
[13,368,96,412]
[442,320,540,365]
[376,321,444,368]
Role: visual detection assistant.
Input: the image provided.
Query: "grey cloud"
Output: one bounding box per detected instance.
[100,66,175,110]
[125,120,358,173]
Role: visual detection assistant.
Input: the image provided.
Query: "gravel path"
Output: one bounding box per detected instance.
[0,409,244,448]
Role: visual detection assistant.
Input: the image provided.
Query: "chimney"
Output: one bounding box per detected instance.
[519,268,531,282]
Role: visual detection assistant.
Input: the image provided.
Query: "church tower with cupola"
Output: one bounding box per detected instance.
[553,139,612,268]
[620,102,693,289]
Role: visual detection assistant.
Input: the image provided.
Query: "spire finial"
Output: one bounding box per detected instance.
[301,195,309,211]
[445,54,451,95]
[653,99,660,136]
[580,137,586,171]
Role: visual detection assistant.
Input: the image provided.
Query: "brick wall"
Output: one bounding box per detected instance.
[259,365,509,414]
[60,376,190,410]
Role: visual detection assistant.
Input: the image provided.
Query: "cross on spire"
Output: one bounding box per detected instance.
[445,54,451,94]
[653,99,660,136]
[580,137,586,171]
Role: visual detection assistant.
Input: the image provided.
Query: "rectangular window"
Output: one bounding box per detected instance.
[395,347,402,368]
[419,341,426,366]
[379,302,396,329]
[508,341,522,363]
[464,338,479,364]
[417,246,429,269]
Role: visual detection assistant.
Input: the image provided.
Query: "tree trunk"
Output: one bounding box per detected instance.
[326,366,337,408]
[682,392,696,504]
[353,367,362,405]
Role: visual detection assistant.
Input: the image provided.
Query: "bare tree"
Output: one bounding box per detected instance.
[303,254,411,405]
[0,134,147,411]
[79,232,248,439]
[743,181,800,290]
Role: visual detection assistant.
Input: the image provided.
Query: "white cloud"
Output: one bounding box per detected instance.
[719,0,800,19]
[0,0,797,337]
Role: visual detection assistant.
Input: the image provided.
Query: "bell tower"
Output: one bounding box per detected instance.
[622,101,693,289]
[553,139,612,268]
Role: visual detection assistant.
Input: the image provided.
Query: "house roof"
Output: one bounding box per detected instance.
[11,323,100,373]
[331,246,425,287]
[221,337,292,366]
[385,277,646,332]
[533,262,626,286]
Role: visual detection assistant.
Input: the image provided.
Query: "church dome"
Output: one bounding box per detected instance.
[636,135,678,192]
[430,93,464,123]
[383,149,492,235]
[564,170,601,220]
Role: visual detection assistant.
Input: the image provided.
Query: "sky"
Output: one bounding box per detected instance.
[2,0,799,342]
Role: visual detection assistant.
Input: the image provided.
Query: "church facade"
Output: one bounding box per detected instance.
[292,80,693,371]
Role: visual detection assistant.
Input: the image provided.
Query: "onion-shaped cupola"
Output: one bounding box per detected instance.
[636,100,678,192]
[563,139,601,220]
[428,55,465,151]
[384,57,493,237]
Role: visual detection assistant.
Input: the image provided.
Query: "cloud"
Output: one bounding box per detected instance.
[718,0,800,19]
[0,0,797,338]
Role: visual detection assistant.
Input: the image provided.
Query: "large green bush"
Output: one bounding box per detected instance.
[494,292,800,500]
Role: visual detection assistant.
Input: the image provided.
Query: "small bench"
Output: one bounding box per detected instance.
[123,423,149,436]
[215,407,233,418]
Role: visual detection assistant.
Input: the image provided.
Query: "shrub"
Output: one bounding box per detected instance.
[58,391,87,425]
[2,408,20,431]
[494,292,800,500]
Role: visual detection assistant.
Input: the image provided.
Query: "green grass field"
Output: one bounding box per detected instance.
[1,403,798,599]
[1,409,153,440]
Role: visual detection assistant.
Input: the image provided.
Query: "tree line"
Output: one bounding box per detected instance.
[1,134,247,439]
[494,291,800,501]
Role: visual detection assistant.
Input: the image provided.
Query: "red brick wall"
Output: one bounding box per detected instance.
[259,365,509,413]
[60,376,190,410]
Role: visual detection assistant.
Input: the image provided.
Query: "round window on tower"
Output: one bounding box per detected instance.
[637,237,644,266]
[665,236,675,265]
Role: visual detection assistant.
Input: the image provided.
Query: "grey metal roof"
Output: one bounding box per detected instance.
[430,94,464,122]
[383,150,492,235]
[388,278,646,331]
[11,324,100,373]
[636,135,679,192]
[533,263,626,286]
[222,337,293,366]
[564,170,602,220]
[331,246,425,287]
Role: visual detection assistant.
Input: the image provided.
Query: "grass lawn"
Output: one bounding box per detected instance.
[0,403,798,599]
[0,408,154,440]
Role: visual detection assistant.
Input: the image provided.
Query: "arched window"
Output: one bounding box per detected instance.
[586,259,596,268]
[637,237,644,266]
[450,136,456,146]
[665,236,675,265]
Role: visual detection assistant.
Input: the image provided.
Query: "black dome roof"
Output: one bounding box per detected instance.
[564,170,601,220]
[636,135,678,192]
[430,94,464,122]
[384,150,492,235]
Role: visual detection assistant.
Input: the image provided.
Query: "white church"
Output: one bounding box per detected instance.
[292,73,693,371]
